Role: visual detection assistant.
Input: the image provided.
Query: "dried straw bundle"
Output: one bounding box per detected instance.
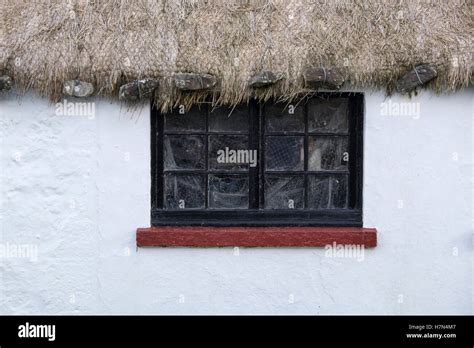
[1,0,472,110]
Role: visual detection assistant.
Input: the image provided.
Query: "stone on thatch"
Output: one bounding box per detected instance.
[63,80,94,97]
[304,68,345,90]
[0,76,12,91]
[395,65,438,94]
[248,71,282,88]
[174,73,217,91]
[119,79,159,101]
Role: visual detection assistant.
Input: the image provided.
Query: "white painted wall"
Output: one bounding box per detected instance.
[0,89,472,314]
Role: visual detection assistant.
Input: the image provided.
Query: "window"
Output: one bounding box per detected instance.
[151,93,363,226]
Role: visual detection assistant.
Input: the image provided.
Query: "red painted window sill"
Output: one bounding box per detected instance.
[136,227,377,248]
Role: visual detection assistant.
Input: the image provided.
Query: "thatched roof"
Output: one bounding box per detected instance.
[1,0,472,109]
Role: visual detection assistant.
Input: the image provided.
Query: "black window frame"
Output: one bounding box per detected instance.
[151,93,364,227]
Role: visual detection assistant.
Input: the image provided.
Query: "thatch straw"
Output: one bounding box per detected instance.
[1,0,472,110]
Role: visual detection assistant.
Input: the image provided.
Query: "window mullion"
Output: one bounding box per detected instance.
[304,101,309,209]
[204,104,209,209]
[248,99,260,209]
[258,101,265,210]
[348,96,357,209]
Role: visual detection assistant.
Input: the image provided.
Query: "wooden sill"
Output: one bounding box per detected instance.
[136,227,377,247]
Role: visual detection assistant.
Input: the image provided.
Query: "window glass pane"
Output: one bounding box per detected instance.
[308,98,349,133]
[208,175,249,209]
[307,175,348,209]
[209,105,248,133]
[308,136,349,171]
[265,136,304,171]
[164,174,206,209]
[265,103,304,133]
[164,105,206,132]
[164,135,205,170]
[208,135,250,171]
[264,175,304,209]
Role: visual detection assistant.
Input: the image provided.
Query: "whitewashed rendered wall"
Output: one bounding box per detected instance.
[0,89,472,314]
